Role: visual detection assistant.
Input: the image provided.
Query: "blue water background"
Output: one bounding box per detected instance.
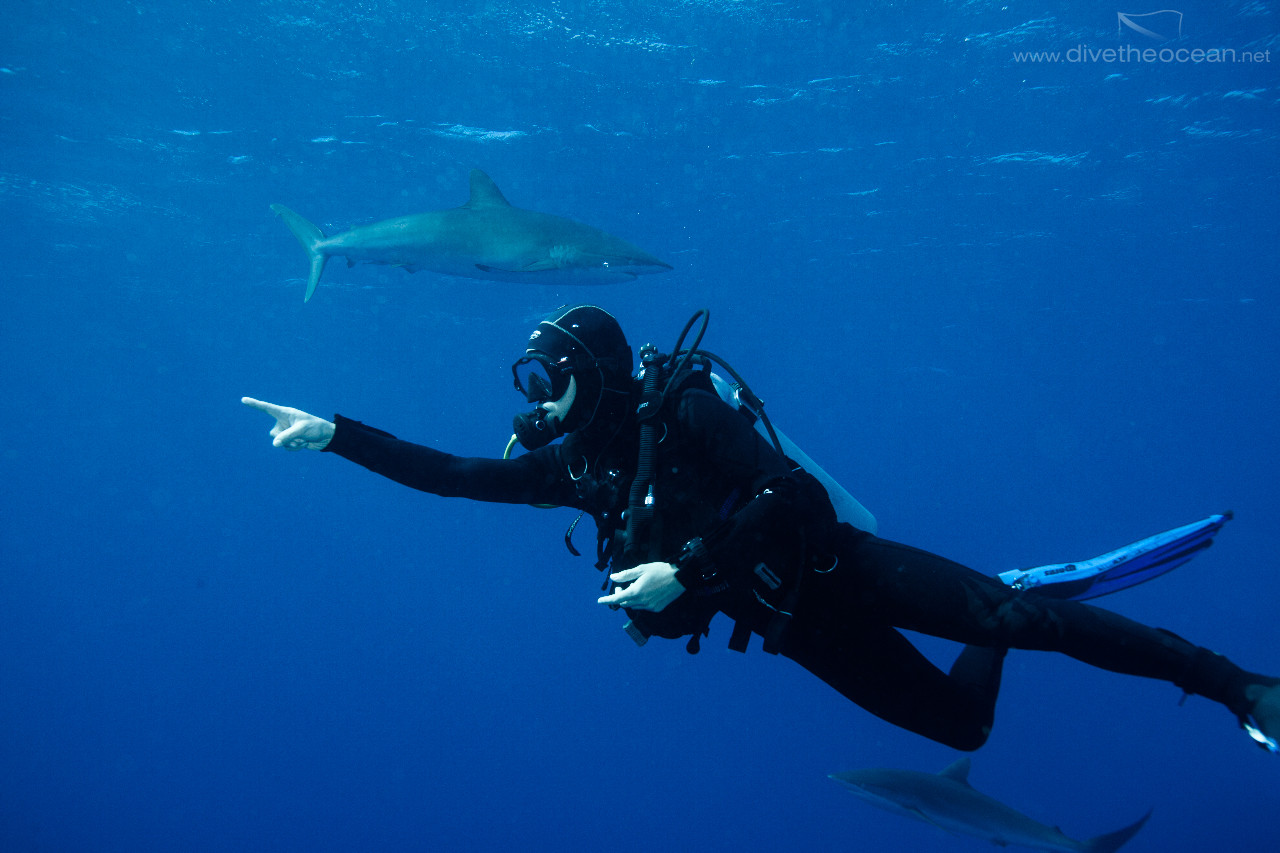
[3,2,1277,850]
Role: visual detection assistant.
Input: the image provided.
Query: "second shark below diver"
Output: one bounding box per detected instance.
[829,758,1149,853]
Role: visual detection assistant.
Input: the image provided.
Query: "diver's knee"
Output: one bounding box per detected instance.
[934,722,992,752]
[955,725,992,752]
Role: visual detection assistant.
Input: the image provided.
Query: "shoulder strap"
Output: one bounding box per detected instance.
[621,346,664,565]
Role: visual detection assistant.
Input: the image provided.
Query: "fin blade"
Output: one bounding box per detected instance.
[997,514,1230,600]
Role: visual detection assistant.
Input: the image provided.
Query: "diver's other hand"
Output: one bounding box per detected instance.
[241,397,335,451]
[599,562,685,613]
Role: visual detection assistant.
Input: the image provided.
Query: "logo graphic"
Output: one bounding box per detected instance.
[1118,10,1184,41]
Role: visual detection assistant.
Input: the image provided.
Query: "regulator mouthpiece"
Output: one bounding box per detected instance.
[513,407,562,450]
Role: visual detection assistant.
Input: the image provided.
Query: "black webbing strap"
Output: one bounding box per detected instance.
[760,588,799,655]
[728,620,753,653]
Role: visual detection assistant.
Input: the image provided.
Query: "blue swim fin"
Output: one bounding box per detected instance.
[997,513,1232,600]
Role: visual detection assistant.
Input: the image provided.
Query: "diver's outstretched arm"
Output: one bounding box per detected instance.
[242,397,335,451]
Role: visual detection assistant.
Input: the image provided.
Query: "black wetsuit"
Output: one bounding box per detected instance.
[325,384,1259,750]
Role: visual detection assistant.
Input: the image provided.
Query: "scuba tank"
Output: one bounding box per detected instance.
[706,372,877,535]
[649,310,878,534]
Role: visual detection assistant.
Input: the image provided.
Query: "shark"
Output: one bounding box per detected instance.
[829,759,1150,853]
[271,169,672,301]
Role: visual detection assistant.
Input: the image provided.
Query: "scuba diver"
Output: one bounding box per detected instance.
[242,304,1280,752]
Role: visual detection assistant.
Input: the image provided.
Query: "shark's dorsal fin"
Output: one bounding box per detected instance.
[467,169,512,209]
[938,758,973,785]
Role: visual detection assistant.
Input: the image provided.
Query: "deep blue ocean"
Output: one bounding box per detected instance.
[3,2,1277,851]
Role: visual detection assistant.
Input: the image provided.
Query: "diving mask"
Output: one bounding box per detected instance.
[512,354,572,404]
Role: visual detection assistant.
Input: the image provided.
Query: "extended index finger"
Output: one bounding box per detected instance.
[241,397,290,424]
[608,567,642,583]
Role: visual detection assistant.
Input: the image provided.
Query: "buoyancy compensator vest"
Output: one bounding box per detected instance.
[596,310,861,653]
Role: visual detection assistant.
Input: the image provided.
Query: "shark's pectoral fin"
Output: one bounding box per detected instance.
[475,260,559,274]
[912,808,953,833]
[519,259,564,272]
[477,254,641,274]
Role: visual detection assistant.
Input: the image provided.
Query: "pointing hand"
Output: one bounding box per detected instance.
[241,397,335,451]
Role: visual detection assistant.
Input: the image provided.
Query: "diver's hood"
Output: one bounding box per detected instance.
[513,305,633,444]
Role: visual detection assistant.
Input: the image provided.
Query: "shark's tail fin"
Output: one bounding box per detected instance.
[1084,810,1151,853]
[270,204,328,302]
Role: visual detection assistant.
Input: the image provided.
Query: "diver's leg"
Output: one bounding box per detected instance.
[781,558,1007,750]
[846,535,1277,728]
[780,616,1003,751]
[950,643,1008,700]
